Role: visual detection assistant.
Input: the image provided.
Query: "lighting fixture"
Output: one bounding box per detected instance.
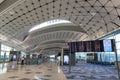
[90,12,96,16]
[0,34,7,41]
[9,10,15,14]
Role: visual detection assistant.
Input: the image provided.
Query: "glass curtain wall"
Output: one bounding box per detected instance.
[0,43,28,63]
[75,52,87,63]
[0,44,12,62]
[101,32,120,62]
[75,32,120,64]
[115,34,120,61]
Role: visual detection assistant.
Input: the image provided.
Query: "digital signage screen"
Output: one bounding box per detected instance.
[76,42,79,52]
[103,39,113,52]
[94,40,103,52]
[70,39,115,52]
[63,55,69,65]
[85,41,94,52]
[78,41,86,52]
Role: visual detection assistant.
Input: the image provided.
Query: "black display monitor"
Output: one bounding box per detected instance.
[94,40,103,52]
[76,42,79,52]
[86,41,94,52]
[78,41,86,52]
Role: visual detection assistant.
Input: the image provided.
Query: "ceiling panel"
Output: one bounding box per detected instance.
[0,0,119,53]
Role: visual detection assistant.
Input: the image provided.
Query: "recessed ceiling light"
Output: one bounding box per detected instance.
[79,24,82,26]
[0,34,7,41]
[9,10,15,14]
[90,12,96,16]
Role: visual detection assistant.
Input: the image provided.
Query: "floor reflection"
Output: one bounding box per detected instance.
[0,63,8,74]
[0,62,67,80]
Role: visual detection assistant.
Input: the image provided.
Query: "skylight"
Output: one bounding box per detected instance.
[29,19,72,32]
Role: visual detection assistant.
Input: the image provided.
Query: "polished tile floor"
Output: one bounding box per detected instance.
[0,62,67,80]
[0,61,119,80]
[61,63,119,80]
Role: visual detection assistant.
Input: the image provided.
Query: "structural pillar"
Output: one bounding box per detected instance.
[61,48,64,66]
[0,42,1,54]
[71,53,75,66]
[0,42,1,62]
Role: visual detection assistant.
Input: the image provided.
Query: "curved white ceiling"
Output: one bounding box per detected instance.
[0,0,4,4]
[29,19,72,32]
[0,0,120,53]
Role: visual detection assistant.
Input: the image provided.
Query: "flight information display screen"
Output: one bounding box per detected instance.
[103,39,113,52]
[85,41,94,52]
[94,40,103,52]
[69,39,115,52]
[78,41,86,52]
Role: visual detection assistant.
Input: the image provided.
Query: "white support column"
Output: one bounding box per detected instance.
[0,42,1,55]
[0,43,1,62]
[61,48,64,66]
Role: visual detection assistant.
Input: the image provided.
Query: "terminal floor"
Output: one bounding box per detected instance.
[0,62,67,80]
[61,63,119,80]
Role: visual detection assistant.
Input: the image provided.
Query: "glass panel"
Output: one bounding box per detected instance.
[107,36,114,39]
[101,52,104,62]
[1,44,12,51]
[4,52,9,61]
[115,34,120,42]
[117,50,120,54]
[117,50,120,61]
[1,44,5,50]
[6,46,12,51]
[109,52,115,62]
[1,51,5,61]
[103,52,110,62]
[116,42,120,49]
[97,52,101,62]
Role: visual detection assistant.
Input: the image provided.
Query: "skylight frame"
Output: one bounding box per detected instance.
[29,19,72,32]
